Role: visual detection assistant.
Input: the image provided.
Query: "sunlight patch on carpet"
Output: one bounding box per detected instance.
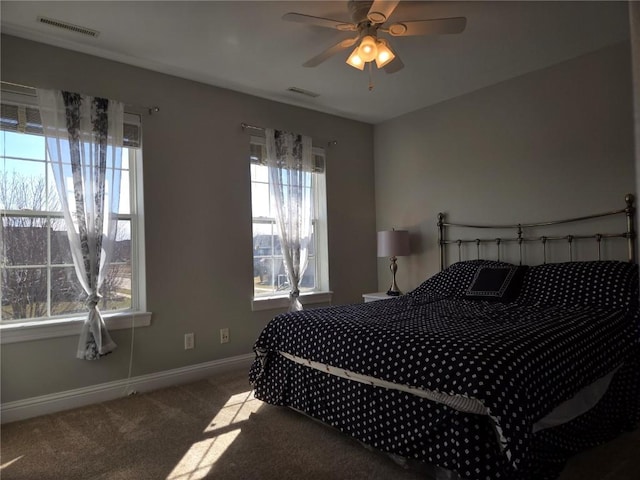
[166,390,262,480]
[204,389,258,433]
[1,455,24,470]
[166,430,241,480]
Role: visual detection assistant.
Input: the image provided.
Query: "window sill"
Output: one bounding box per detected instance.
[251,291,333,312]
[0,311,152,344]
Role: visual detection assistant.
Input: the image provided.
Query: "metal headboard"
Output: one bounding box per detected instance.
[438,194,636,271]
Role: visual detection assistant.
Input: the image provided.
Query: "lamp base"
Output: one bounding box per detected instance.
[387,256,402,296]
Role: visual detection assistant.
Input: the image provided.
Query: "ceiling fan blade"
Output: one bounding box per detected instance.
[386,17,467,36]
[283,12,356,31]
[367,0,400,24]
[303,38,359,67]
[384,55,404,74]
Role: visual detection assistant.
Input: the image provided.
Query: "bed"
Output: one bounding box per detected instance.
[249,195,640,480]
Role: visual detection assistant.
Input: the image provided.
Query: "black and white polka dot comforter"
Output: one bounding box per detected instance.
[250,260,640,479]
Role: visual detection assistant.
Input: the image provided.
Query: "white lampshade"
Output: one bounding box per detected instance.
[346,46,365,70]
[377,230,410,257]
[374,39,396,69]
[358,35,378,62]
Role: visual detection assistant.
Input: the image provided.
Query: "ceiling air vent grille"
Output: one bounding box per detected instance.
[37,16,100,37]
[287,87,320,98]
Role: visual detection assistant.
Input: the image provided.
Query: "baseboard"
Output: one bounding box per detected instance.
[1,352,255,424]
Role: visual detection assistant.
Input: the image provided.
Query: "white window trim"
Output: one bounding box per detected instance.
[251,290,333,312]
[0,310,152,344]
[0,95,150,341]
[249,136,330,304]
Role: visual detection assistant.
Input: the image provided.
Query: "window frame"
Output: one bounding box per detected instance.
[249,136,331,310]
[0,95,150,343]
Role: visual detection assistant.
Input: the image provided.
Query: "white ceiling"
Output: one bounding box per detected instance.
[0,1,631,124]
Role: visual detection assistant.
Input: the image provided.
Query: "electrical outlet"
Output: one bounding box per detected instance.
[184,332,195,350]
[220,328,230,344]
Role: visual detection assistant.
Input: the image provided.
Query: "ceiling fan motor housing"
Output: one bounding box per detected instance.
[360,23,378,39]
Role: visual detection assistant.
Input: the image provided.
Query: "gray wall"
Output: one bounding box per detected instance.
[632,2,640,212]
[2,34,636,406]
[0,35,377,403]
[375,42,635,292]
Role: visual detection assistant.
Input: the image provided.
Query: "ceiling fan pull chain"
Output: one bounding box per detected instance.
[368,62,374,91]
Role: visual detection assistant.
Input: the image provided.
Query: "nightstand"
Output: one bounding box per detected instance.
[362,292,397,303]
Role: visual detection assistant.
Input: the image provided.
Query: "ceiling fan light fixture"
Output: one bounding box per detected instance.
[357,35,378,62]
[346,46,365,70]
[374,39,396,68]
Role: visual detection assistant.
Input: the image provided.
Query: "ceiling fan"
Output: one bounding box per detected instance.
[283,0,467,75]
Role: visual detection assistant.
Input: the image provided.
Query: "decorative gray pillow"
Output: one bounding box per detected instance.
[464,265,528,302]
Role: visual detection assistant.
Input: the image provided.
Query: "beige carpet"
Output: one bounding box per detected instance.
[1,366,639,480]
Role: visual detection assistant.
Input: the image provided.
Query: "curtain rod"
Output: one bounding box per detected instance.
[241,122,337,147]
[1,81,160,116]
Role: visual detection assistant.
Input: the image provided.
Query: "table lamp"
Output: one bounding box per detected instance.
[377,229,410,295]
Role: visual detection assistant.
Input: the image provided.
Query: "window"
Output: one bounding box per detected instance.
[0,96,148,337]
[249,137,330,305]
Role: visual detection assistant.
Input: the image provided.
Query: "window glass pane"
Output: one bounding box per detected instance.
[249,141,325,298]
[300,258,316,292]
[251,182,270,218]
[269,186,277,219]
[121,148,130,170]
[253,222,271,292]
[253,232,273,256]
[49,216,130,268]
[307,224,316,256]
[50,218,72,265]
[51,266,85,316]
[2,267,48,320]
[2,157,46,179]
[273,257,287,291]
[119,170,131,214]
[255,258,287,294]
[1,131,46,160]
[44,162,60,212]
[100,264,132,312]
[1,122,142,323]
[255,257,275,295]
[252,222,285,296]
[2,215,48,265]
[1,159,48,211]
[103,219,132,311]
[251,164,268,183]
[113,220,132,262]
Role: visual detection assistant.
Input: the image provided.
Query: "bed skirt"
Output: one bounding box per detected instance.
[250,348,640,480]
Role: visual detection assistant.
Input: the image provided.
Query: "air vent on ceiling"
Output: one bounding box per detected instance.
[37,16,100,37]
[287,87,320,98]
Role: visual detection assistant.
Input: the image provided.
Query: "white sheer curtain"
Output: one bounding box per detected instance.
[265,128,313,311]
[37,89,123,360]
